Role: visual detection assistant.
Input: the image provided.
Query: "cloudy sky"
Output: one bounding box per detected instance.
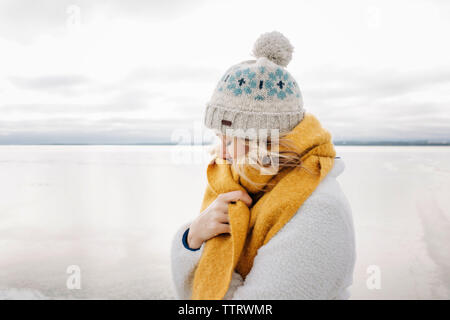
[0,0,449,144]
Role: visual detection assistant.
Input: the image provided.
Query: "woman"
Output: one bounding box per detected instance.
[170,31,356,300]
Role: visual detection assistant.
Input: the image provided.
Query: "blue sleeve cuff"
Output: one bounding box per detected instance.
[182,227,200,251]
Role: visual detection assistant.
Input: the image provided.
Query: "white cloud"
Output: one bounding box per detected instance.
[0,0,449,144]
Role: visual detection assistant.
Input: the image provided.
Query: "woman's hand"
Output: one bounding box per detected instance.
[187,190,253,249]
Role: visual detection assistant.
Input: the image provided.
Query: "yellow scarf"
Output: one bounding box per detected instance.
[191,113,336,300]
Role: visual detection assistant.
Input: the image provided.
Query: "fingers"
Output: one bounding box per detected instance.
[213,200,229,213]
[219,190,253,207]
[215,223,231,235]
[216,211,230,223]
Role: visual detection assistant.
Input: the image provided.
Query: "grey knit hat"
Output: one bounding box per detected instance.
[203,31,305,140]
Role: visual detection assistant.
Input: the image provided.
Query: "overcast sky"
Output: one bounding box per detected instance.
[0,0,449,144]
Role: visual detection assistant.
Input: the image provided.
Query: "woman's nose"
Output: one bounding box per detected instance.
[220,142,228,160]
[219,137,230,160]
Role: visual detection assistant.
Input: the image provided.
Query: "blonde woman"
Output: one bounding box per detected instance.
[170,31,356,300]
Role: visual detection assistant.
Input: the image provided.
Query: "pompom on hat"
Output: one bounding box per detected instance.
[203,31,305,140]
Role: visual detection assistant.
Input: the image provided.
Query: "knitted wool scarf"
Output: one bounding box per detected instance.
[191,113,336,300]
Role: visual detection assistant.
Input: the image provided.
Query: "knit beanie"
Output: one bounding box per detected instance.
[203,31,305,141]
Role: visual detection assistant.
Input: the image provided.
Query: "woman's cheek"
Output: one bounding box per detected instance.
[230,142,245,159]
[220,141,228,160]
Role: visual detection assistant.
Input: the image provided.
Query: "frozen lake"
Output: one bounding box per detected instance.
[0,145,449,299]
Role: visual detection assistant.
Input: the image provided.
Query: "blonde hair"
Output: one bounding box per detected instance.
[209,134,305,192]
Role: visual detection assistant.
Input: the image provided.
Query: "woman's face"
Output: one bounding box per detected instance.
[217,133,250,162]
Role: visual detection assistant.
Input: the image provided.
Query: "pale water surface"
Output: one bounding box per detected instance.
[0,145,449,299]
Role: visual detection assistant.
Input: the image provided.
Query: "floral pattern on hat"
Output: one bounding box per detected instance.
[218,66,299,101]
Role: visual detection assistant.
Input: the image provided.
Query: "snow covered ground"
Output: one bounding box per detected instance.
[0,145,449,299]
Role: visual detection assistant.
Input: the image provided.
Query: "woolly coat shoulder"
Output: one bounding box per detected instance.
[170,158,356,300]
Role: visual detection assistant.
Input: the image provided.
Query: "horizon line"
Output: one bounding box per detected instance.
[0,141,449,146]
